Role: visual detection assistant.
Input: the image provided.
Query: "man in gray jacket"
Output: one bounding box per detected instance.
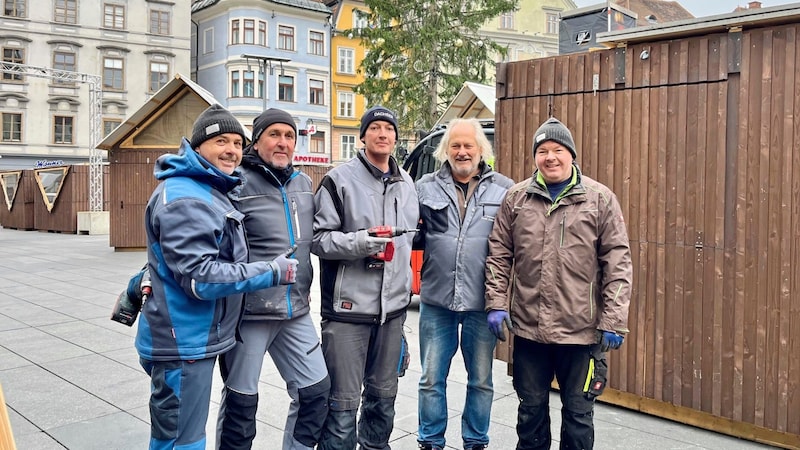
[217,108,329,450]
[414,119,513,450]
[312,105,419,450]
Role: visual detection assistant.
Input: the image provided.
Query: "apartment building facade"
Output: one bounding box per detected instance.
[191,0,332,165]
[0,0,191,170]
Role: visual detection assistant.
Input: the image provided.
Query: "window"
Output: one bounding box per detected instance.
[0,171,21,210]
[53,116,73,144]
[1,113,22,142]
[340,135,356,160]
[230,19,266,46]
[546,13,559,34]
[103,119,121,137]
[338,91,354,118]
[278,25,295,51]
[231,69,264,98]
[3,0,25,17]
[103,57,124,90]
[230,71,240,97]
[53,50,75,84]
[258,21,266,46]
[103,4,125,29]
[149,10,170,35]
[2,47,24,81]
[309,79,324,105]
[34,167,67,212]
[230,19,240,44]
[243,70,255,97]
[310,131,325,153]
[338,48,354,74]
[352,10,368,30]
[54,0,76,24]
[500,12,514,29]
[243,19,255,44]
[203,27,214,54]
[309,31,324,56]
[278,75,294,102]
[149,61,168,92]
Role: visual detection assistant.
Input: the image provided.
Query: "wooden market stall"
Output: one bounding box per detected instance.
[493,3,800,448]
[0,169,35,230]
[97,73,226,250]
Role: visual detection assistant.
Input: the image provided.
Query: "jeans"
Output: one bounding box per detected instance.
[512,337,595,450]
[417,302,496,449]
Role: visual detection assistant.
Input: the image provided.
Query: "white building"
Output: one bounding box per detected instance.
[0,0,191,169]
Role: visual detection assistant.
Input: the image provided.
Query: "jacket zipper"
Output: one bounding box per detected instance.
[281,186,294,319]
[559,212,566,247]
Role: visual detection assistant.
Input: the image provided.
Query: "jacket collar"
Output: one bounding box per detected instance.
[357,149,404,183]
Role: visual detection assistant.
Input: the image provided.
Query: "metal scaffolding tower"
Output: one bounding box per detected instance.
[0,61,104,212]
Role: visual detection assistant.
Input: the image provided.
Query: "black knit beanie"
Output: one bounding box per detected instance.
[532,117,577,159]
[252,108,297,143]
[190,104,246,149]
[359,105,398,141]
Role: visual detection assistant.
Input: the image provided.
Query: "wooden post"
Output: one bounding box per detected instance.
[0,383,17,450]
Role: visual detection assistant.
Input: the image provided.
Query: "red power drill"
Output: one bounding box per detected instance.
[366,226,418,268]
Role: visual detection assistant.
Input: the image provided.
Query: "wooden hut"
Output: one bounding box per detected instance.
[493,4,800,448]
[30,164,109,234]
[0,169,35,230]
[97,73,229,250]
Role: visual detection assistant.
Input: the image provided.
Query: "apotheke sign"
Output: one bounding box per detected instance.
[292,154,330,165]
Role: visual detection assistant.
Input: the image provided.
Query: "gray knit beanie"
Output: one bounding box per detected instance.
[360,105,398,141]
[532,117,577,159]
[190,104,246,149]
[252,108,297,142]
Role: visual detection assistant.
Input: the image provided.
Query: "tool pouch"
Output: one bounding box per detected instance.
[398,332,411,377]
[583,347,608,400]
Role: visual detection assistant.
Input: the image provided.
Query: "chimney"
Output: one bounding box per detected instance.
[748,1,762,8]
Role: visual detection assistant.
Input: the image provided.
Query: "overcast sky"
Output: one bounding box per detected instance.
[571,0,781,18]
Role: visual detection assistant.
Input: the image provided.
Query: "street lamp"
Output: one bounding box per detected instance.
[241,54,291,111]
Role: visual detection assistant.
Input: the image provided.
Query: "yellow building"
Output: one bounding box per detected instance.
[325,0,371,163]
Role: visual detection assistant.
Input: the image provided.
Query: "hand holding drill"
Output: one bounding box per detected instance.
[363,226,418,261]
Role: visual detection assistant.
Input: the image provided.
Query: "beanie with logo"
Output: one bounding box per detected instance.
[190,104,247,149]
[360,105,398,141]
[532,117,577,159]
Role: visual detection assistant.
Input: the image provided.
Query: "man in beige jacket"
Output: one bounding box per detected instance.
[485,117,632,450]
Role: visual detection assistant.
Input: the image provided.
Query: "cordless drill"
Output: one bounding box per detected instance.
[366,226,418,268]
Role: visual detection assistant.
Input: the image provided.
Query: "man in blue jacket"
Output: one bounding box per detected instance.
[312,105,419,450]
[135,104,299,450]
[217,108,329,450]
[415,119,513,450]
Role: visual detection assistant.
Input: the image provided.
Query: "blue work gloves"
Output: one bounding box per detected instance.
[487,310,513,342]
[269,246,299,286]
[598,330,624,352]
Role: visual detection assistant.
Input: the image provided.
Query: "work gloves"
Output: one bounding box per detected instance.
[598,330,624,352]
[269,247,299,285]
[355,229,392,256]
[487,309,513,342]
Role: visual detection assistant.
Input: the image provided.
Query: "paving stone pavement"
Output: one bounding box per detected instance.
[0,228,777,449]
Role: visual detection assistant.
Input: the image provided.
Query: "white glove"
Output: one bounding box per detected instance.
[355,229,392,256]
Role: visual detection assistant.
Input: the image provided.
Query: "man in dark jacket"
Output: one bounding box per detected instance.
[415,118,513,450]
[217,108,329,450]
[485,117,632,450]
[312,105,419,450]
[135,104,299,450]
